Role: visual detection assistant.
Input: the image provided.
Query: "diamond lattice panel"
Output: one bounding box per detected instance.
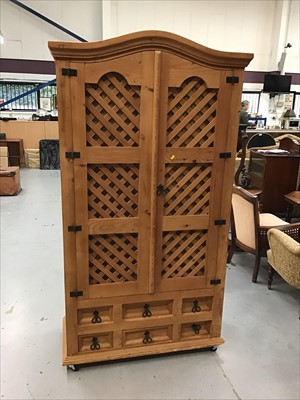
[167,77,217,147]
[164,164,211,216]
[162,231,207,279]
[88,165,139,218]
[89,234,138,284]
[85,72,141,147]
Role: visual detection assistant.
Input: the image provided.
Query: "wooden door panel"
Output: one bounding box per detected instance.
[167,56,221,88]
[84,54,143,86]
[70,52,155,299]
[85,73,141,147]
[155,53,221,292]
[166,76,217,148]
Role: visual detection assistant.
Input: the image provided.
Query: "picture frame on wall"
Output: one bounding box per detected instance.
[40,97,51,111]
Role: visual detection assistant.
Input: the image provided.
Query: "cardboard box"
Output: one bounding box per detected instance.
[25,149,40,168]
[0,166,21,196]
[0,146,9,170]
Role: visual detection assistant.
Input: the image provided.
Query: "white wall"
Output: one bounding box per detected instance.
[103,0,299,73]
[0,0,103,80]
[0,0,103,60]
[0,0,299,79]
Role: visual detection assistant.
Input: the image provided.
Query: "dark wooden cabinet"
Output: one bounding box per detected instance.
[0,139,25,167]
[248,150,300,214]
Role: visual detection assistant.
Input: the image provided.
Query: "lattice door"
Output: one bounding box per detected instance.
[69,53,155,298]
[154,53,223,292]
[67,51,236,297]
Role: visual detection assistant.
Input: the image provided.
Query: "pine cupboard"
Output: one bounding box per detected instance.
[49,31,253,368]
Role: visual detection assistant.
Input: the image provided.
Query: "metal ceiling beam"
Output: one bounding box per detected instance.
[9,0,87,42]
[1,1,88,109]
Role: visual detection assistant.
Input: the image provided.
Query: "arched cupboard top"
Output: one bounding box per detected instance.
[49,30,253,69]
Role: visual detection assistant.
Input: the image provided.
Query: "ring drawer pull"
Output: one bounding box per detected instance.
[143,330,153,344]
[90,336,100,350]
[192,324,201,335]
[192,300,201,313]
[142,304,152,318]
[91,310,102,324]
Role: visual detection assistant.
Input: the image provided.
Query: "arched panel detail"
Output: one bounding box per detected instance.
[85,72,141,147]
[166,76,217,148]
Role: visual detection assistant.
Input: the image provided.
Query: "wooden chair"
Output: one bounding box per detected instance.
[234,132,276,188]
[267,228,300,290]
[227,185,300,283]
[247,132,276,149]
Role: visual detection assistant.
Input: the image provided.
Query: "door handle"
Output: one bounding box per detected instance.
[156,184,168,196]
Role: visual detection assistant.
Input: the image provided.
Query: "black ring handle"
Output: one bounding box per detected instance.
[192,324,201,335]
[91,310,102,324]
[142,304,152,318]
[192,300,201,313]
[143,330,153,344]
[90,336,100,350]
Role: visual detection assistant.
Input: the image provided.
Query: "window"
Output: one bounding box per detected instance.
[241,92,260,114]
[0,81,57,111]
[0,82,38,110]
[294,93,300,118]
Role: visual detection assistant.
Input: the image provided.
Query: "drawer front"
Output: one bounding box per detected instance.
[78,306,113,326]
[180,321,211,340]
[123,326,172,347]
[182,296,213,315]
[78,332,113,353]
[123,300,173,320]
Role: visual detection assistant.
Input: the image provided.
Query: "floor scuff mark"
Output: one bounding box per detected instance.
[5,301,18,314]
[213,354,241,400]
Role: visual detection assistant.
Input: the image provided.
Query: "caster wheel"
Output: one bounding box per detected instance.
[68,364,79,371]
[211,346,218,352]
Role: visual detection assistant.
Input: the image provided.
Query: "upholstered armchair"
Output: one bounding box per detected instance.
[227,185,300,283]
[267,228,300,289]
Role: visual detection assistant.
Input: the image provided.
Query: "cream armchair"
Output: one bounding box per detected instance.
[267,228,300,290]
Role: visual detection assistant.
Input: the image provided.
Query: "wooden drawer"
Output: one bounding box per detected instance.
[180,321,211,341]
[123,300,173,320]
[78,332,113,353]
[78,306,113,326]
[123,326,172,347]
[182,296,213,315]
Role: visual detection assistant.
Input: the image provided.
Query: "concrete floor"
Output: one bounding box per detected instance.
[1,169,299,400]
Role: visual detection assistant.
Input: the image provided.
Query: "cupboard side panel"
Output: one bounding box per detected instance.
[56,61,78,356]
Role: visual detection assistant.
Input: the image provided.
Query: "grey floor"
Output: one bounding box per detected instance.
[1,169,299,400]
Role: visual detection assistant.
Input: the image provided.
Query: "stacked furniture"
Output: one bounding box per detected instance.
[49,31,253,368]
[228,185,300,283]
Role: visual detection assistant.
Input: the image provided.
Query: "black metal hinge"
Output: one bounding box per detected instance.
[62,68,77,77]
[210,279,222,285]
[214,220,226,225]
[219,152,231,159]
[65,151,80,159]
[226,76,239,84]
[68,225,82,232]
[70,290,83,298]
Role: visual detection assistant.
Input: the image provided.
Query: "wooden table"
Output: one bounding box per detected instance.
[284,191,300,222]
